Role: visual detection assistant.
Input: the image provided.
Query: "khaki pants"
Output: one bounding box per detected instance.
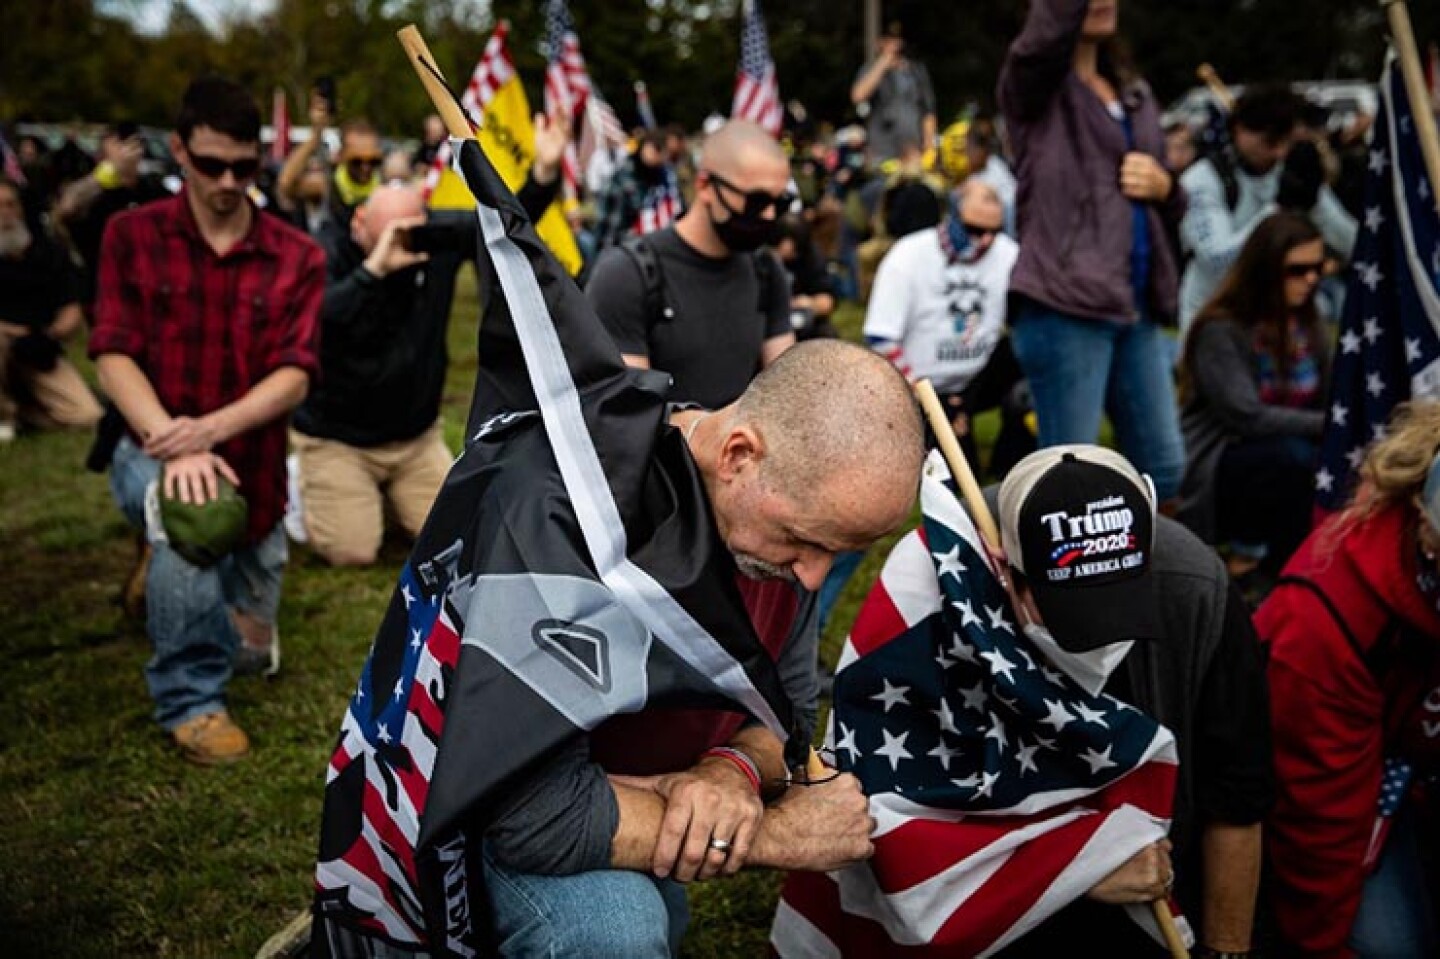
[291,422,452,566]
[0,329,104,429]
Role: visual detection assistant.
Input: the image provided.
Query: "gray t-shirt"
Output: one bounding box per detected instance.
[855,58,936,162]
[585,226,792,409]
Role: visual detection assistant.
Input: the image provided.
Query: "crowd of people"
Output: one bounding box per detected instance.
[3,0,1438,955]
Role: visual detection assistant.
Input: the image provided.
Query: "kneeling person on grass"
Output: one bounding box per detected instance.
[91,77,324,765]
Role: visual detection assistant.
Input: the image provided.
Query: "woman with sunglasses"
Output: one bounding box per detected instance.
[1175,213,1329,583]
[1256,401,1440,958]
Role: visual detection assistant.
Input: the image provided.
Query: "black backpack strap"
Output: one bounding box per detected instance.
[1209,146,1242,213]
[618,235,674,325]
[1272,575,1396,679]
[753,248,776,317]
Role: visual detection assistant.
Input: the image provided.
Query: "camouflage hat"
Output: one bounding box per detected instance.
[158,477,248,567]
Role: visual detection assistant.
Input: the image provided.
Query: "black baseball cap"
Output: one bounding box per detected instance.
[998,446,1162,652]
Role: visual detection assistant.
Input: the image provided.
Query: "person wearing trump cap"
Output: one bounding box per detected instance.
[983,444,1273,959]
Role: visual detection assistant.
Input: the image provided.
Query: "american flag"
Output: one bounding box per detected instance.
[732,0,783,136]
[1363,756,1415,869]
[773,453,1186,957]
[544,0,592,198]
[637,166,685,236]
[421,23,511,200]
[313,130,797,957]
[635,79,658,130]
[577,88,628,196]
[269,87,290,165]
[1314,53,1440,511]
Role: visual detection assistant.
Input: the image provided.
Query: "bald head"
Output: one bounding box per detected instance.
[737,339,924,510]
[352,183,425,254]
[699,119,787,178]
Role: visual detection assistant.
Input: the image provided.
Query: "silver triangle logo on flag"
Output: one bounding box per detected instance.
[533,619,611,693]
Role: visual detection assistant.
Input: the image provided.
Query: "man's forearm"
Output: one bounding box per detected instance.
[55,174,105,225]
[97,353,171,440]
[1200,822,1262,952]
[850,58,889,106]
[276,135,321,202]
[206,366,310,444]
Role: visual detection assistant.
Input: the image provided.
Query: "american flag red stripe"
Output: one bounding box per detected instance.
[544,0,593,199]
[772,454,1187,957]
[732,0,783,136]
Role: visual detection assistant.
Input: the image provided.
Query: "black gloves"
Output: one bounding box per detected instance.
[1276,140,1324,212]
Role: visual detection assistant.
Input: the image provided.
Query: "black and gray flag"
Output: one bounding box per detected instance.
[312,135,797,956]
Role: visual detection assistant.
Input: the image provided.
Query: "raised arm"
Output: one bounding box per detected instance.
[997,0,1090,123]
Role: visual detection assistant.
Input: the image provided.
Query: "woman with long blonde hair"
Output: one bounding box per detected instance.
[1257,401,1440,957]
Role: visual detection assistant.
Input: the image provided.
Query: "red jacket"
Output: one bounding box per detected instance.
[1254,504,1440,958]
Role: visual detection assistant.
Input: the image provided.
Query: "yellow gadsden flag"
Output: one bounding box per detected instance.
[428,25,582,276]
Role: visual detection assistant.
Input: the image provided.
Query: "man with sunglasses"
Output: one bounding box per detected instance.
[586,119,796,410]
[276,91,384,232]
[90,77,324,765]
[865,179,1033,479]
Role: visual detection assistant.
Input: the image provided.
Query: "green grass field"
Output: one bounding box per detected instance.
[0,278,948,957]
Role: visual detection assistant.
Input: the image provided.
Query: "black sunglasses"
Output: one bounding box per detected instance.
[346,157,382,174]
[188,152,260,181]
[704,169,796,218]
[1283,260,1324,279]
[962,222,1000,242]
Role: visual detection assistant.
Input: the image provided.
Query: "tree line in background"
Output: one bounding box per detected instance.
[6,0,1436,137]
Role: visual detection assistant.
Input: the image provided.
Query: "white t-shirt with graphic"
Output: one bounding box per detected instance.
[864,227,1019,394]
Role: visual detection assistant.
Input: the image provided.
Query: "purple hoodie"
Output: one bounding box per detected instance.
[998,0,1186,324]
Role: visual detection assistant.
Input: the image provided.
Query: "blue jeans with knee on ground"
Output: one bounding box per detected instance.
[482,846,689,957]
[110,438,285,730]
[1009,299,1185,501]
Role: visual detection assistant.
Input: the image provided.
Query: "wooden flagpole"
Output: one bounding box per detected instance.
[397,25,473,141]
[913,378,1188,959]
[1196,63,1235,113]
[1383,0,1440,217]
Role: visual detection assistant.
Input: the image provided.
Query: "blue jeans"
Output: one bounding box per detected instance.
[1350,804,1437,958]
[110,439,286,730]
[1009,301,1185,500]
[482,848,689,958]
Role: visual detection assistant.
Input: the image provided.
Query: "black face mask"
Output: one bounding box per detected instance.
[708,202,779,253]
[636,158,665,185]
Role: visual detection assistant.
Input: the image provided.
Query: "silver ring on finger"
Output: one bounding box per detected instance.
[1163,871,1174,892]
[708,837,732,854]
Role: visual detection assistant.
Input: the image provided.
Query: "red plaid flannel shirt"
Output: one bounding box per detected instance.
[91,193,323,545]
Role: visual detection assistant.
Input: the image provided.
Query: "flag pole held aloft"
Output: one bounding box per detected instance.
[397,25,473,141]
[1383,0,1440,216]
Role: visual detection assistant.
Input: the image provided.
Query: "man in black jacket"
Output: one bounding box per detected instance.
[289,183,460,565]
[292,109,568,565]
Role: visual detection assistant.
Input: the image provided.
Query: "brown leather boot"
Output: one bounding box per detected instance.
[171,710,250,765]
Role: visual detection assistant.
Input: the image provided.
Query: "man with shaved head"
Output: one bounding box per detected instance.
[290,182,477,568]
[407,339,923,959]
[864,176,1033,478]
[585,119,798,409]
